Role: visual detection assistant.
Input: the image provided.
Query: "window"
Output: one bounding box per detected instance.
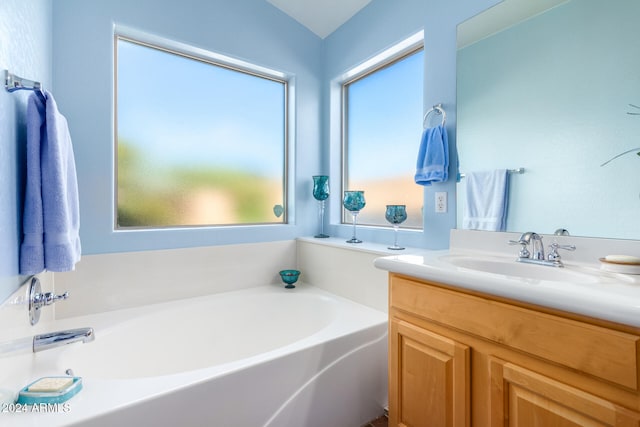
[115,36,287,228]
[343,47,424,228]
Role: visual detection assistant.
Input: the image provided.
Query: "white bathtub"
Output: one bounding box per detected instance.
[2,285,388,427]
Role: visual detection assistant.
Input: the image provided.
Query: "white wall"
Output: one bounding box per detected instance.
[52,238,393,318]
[297,238,391,313]
[53,240,297,318]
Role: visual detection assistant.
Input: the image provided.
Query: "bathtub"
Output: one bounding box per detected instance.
[1,285,388,427]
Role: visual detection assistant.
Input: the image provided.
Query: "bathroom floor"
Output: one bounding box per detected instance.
[361,415,388,427]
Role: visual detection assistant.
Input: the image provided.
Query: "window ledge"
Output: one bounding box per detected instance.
[296,236,426,256]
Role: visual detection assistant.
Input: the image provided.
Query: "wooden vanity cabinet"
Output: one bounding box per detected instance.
[388,273,640,427]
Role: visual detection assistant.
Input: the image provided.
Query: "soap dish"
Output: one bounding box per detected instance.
[599,257,640,275]
[16,377,82,405]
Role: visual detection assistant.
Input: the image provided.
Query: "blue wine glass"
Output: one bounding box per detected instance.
[312,176,330,238]
[385,205,407,250]
[343,191,366,243]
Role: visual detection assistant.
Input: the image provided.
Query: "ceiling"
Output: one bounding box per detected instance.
[266,0,372,39]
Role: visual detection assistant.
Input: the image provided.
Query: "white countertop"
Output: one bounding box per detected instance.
[374,249,640,328]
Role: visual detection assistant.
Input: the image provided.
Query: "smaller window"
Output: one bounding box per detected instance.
[115,36,288,229]
[342,47,424,229]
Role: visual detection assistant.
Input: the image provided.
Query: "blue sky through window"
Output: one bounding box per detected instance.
[347,50,424,181]
[345,49,424,228]
[116,38,286,227]
[117,39,285,176]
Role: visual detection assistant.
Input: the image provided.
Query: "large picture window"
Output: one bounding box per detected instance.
[115,36,287,228]
[343,47,424,228]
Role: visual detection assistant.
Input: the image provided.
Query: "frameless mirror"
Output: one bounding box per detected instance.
[456,0,640,239]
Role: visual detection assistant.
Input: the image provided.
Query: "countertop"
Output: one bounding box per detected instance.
[374,249,640,328]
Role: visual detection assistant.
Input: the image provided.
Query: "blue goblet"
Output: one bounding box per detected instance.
[385,205,407,250]
[279,269,300,289]
[312,176,330,238]
[343,191,366,243]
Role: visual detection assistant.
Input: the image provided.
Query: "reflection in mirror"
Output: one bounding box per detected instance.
[456,0,640,239]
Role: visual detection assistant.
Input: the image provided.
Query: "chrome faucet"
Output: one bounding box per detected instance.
[527,232,545,260]
[510,231,544,259]
[509,232,575,267]
[33,327,95,353]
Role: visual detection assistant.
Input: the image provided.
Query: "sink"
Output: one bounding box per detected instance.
[439,254,600,283]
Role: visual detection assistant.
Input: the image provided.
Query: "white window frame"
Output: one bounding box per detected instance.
[113,26,294,230]
[329,31,425,229]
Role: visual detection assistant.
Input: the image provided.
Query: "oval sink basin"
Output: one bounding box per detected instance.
[439,255,600,283]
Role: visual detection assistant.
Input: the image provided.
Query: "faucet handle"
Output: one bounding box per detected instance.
[28,277,70,325]
[547,242,576,262]
[509,239,530,259]
[47,291,69,304]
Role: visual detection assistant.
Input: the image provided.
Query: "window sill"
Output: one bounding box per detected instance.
[296,236,426,256]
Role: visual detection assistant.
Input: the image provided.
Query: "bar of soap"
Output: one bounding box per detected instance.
[17,377,82,405]
[604,255,640,265]
[27,377,74,393]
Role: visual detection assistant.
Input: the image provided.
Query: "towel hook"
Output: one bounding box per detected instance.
[423,103,446,128]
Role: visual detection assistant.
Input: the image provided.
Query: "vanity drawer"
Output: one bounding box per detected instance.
[390,275,640,390]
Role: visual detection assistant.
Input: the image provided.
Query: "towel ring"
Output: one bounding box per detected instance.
[423,103,446,128]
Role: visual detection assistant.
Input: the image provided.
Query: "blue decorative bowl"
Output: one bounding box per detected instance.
[279,270,300,288]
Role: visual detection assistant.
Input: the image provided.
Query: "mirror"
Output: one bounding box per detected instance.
[456,0,640,240]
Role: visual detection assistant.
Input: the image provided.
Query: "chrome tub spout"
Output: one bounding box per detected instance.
[33,327,95,353]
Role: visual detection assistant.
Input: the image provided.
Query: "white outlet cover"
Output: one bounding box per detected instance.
[435,192,447,213]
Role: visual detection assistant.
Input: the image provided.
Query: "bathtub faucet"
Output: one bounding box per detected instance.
[33,327,95,353]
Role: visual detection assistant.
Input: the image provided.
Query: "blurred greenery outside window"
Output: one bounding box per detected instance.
[342,46,424,229]
[115,36,287,229]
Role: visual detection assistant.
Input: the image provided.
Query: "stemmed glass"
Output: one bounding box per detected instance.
[385,205,407,250]
[312,175,330,238]
[343,191,366,243]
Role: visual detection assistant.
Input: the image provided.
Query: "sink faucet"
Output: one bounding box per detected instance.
[510,232,544,259]
[526,232,545,260]
[509,232,575,267]
[531,235,547,260]
[33,327,95,353]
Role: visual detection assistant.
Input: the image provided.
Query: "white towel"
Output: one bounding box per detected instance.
[20,90,81,274]
[462,169,509,231]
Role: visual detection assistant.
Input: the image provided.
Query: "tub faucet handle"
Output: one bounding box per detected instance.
[28,277,70,325]
[46,291,69,304]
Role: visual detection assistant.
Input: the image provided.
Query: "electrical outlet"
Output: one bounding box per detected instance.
[435,192,447,213]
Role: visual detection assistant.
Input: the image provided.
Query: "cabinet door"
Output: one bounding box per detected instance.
[389,318,470,427]
[489,358,640,427]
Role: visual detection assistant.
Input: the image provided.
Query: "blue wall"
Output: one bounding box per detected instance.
[0,0,52,302]
[52,0,323,254]
[50,0,501,255]
[323,0,500,249]
[0,0,505,301]
[53,0,496,254]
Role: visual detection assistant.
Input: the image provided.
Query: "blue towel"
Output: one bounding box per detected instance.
[20,90,81,274]
[462,169,509,231]
[414,124,449,185]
